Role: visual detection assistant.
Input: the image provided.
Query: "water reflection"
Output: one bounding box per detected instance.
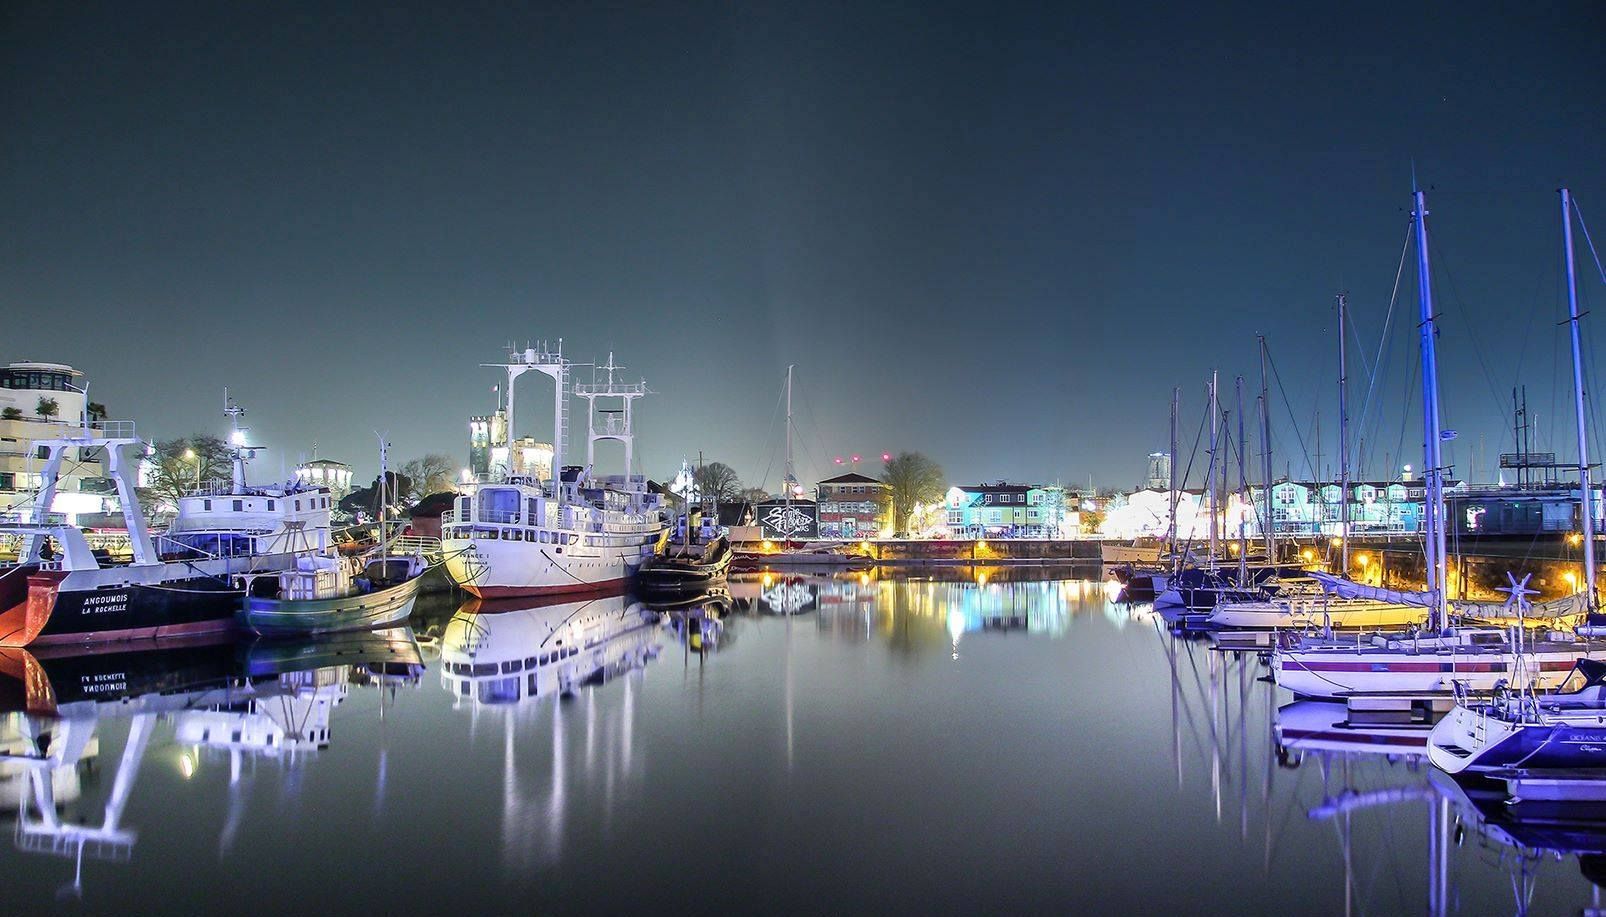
[3,574,1603,912]
[0,630,422,899]
[440,594,663,869]
[1156,621,1606,915]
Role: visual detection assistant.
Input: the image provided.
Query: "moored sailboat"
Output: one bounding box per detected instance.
[1274,188,1602,698]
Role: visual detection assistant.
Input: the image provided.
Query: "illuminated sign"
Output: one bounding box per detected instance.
[757,500,818,540]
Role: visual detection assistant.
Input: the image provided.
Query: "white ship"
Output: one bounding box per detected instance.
[441,345,668,599]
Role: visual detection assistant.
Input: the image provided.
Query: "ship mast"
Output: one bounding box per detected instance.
[1337,292,1350,574]
[1236,375,1247,584]
[1413,189,1448,630]
[485,342,570,515]
[1258,336,1276,563]
[1563,188,1597,604]
[1168,386,1179,566]
[1208,371,1219,569]
[783,364,796,505]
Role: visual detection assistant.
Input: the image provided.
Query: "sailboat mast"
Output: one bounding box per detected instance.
[784,364,795,506]
[1208,371,1219,566]
[1413,189,1448,629]
[1258,336,1275,562]
[1169,386,1180,561]
[1563,188,1597,602]
[1236,375,1247,583]
[1338,292,1350,573]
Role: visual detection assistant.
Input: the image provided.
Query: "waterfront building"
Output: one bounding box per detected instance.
[294,458,353,501]
[1101,478,1468,540]
[0,361,114,524]
[815,472,890,539]
[944,482,1067,538]
[1143,452,1171,491]
[468,409,553,480]
[1447,484,1604,536]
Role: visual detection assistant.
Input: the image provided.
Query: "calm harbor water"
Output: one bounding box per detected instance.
[1,570,1598,915]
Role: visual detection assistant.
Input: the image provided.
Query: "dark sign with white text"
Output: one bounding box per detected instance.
[756,500,819,540]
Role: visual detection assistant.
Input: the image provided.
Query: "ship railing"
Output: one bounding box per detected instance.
[87,420,138,439]
[0,511,69,527]
[441,510,458,526]
[383,535,443,559]
[478,509,521,524]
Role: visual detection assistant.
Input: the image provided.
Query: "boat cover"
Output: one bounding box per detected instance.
[1307,571,1591,620]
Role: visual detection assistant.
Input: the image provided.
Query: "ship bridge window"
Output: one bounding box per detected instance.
[479,488,521,523]
[479,677,521,704]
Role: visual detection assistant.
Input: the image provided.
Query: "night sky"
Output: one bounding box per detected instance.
[4,2,1603,491]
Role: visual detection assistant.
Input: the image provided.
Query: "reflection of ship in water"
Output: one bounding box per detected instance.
[1154,622,1593,916]
[0,630,422,898]
[1433,770,1606,911]
[439,594,663,870]
[647,592,732,656]
[441,595,661,705]
[1159,627,1469,916]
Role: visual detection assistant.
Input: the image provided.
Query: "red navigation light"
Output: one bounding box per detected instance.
[881,452,891,462]
[834,456,844,465]
[851,454,861,463]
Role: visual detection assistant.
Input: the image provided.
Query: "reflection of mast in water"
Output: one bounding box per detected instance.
[786,611,795,770]
[15,712,151,900]
[1156,623,1264,827]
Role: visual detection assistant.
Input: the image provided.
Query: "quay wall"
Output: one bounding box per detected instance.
[841,539,1102,565]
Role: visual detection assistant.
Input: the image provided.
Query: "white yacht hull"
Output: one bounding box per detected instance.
[1209,599,1427,630]
[1274,647,1582,698]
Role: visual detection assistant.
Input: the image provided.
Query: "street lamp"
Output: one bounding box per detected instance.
[183,448,199,489]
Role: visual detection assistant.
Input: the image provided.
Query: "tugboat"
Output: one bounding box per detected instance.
[440,346,668,598]
[0,396,334,646]
[637,505,731,596]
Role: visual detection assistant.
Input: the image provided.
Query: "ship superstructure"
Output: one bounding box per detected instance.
[441,345,666,598]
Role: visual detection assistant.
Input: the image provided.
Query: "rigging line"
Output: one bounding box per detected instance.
[1345,299,1373,380]
[1170,406,1211,558]
[1263,348,1316,482]
[1355,222,1414,454]
[1574,198,1606,288]
[797,382,833,486]
[754,373,786,493]
[1433,229,1511,424]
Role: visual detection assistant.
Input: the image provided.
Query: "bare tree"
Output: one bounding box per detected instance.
[737,486,771,505]
[400,453,457,504]
[693,461,742,503]
[139,435,232,517]
[883,451,946,533]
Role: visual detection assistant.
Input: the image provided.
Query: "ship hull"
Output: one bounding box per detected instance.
[441,531,660,599]
[1274,650,1581,698]
[0,571,245,646]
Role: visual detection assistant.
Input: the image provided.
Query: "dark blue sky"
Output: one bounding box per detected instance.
[3,2,1603,490]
